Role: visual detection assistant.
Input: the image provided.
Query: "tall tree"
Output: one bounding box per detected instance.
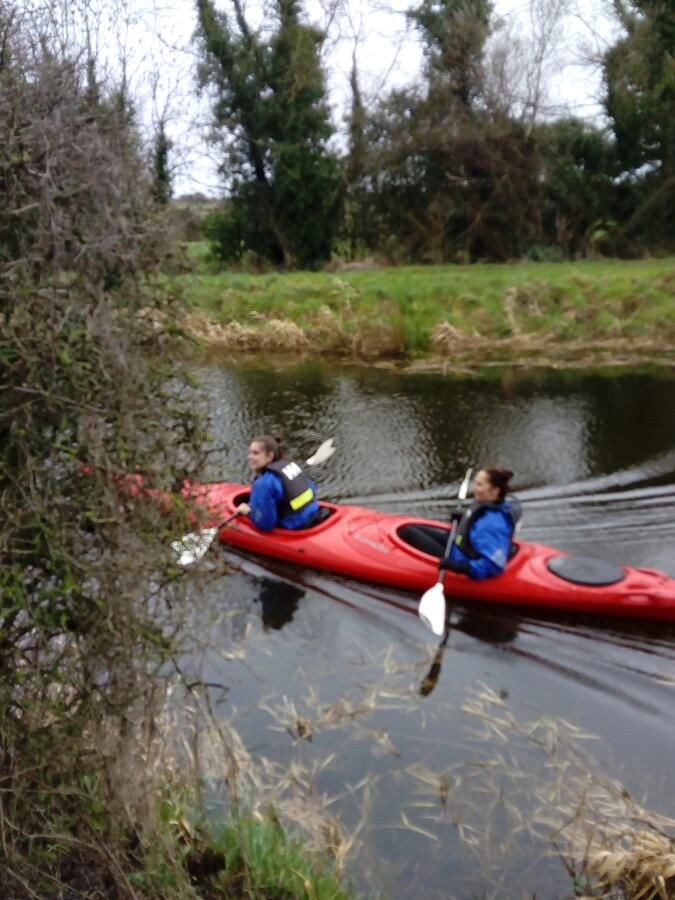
[152,118,173,204]
[355,0,547,263]
[195,0,341,268]
[605,0,674,176]
[603,0,675,248]
[408,0,493,111]
[357,0,500,263]
[342,53,377,258]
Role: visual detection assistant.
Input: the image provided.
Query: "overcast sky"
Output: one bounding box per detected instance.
[110,0,620,196]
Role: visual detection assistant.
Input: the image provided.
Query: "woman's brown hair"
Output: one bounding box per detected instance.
[252,433,285,461]
[482,465,514,501]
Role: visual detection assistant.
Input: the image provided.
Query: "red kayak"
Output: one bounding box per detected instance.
[186,480,675,621]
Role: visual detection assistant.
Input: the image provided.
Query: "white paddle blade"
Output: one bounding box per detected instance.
[171,526,219,566]
[305,438,335,467]
[418,582,447,636]
[458,467,473,500]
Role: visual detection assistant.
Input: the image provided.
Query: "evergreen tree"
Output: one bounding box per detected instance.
[408,0,493,110]
[603,0,675,249]
[195,0,341,268]
[357,0,546,263]
[152,119,173,204]
[535,118,618,257]
[342,55,377,258]
[604,0,674,176]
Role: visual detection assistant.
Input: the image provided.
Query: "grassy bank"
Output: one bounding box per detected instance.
[173,250,675,368]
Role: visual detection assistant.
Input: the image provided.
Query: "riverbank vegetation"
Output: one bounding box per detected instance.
[0,4,352,896]
[176,250,675,367]
[177,0,674,368]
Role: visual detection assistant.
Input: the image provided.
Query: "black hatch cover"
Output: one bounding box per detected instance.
[547,554,625,586]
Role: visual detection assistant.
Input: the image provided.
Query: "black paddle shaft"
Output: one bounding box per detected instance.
[436,468,473,578]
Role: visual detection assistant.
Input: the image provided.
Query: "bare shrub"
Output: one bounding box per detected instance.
[0,2,209,893]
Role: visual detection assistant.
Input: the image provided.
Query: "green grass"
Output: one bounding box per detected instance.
[125,798,354,898]
[210,814,352,899]
[171,254,675,358]
[183,239,215,268]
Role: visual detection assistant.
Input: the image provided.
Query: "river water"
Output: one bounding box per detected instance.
[178,360,675,899]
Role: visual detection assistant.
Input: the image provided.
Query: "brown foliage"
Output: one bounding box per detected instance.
[0,33,165,288]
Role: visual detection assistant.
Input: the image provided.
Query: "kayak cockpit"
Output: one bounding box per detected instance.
[397,523,448,557]
[396,522,521,563]
[231,491,337,530]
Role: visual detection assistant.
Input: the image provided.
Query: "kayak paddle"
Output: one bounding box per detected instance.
[171,437,336,567]
[418,467,473,636]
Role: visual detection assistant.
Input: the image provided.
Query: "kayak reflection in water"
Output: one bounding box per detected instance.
[255,576,305,631]
[403,465,520,580]
[441,465,520,580]
[236,433,320,532]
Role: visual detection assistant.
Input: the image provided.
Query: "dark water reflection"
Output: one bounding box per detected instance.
[180,361,675,899]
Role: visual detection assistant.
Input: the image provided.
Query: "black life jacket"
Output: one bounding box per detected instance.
[264,458,316,518]
[453,496,522,559]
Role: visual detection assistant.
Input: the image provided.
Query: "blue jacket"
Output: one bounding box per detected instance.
[248,470,319,532]
[449,503,513,580]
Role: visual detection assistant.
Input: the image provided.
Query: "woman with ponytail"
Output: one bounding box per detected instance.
[236,434,320,532]
[439,465,520,580]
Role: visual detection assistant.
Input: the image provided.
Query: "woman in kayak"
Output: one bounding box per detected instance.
[440,465,519,580]
[236,434,320,531]
[400,465,519,579]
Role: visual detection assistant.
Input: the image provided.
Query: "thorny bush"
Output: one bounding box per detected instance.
[0,4,210,895]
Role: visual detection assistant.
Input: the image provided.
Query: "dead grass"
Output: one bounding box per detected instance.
[142,585,675,900]
[430,683,675,899]
[159,683,362,874]
[183,311,675,371]
[185,314,310,352]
